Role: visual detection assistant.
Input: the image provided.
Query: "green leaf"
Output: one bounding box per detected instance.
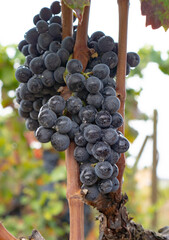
[141,0,169,31]
[63,0,90,23]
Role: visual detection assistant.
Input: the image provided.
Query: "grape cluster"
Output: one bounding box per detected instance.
[15,0,140,202]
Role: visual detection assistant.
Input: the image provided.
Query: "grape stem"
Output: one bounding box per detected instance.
[61,2,91,240]
[0,223,17,240]
[115,0,129,198]
[73,5,91,71]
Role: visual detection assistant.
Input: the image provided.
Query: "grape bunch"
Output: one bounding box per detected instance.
[15,0,140,202]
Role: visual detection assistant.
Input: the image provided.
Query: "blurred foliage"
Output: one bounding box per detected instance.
[0,43,169,239]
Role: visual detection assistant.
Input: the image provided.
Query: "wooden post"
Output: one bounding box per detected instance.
[151,109,158,229]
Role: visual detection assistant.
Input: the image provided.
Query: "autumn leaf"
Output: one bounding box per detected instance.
[63,0,90,23]
[141,0,169,31]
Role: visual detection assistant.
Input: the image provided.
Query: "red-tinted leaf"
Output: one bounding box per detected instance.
[141,0,169,31]
[63,0,90,23]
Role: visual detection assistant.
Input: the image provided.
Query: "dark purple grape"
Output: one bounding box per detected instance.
[95,161,113,179]
[95,110,112,128]
[38,109,57,128]
[102,128,119,145]
[50,1,61,14]
[98,179,113,194]
[127,52,140,67]
[92,141,111,161]
[81,184,100,201]
[93,64,110,80]
[112,135,130,153]
[74,146,89,163]
[98,36,114,52]
[66,96,83,115]
[80,166,98,186]
[84,124,101,144]
[35,126,55,143]
[55,116,72,134]
[39,7,52,21]
[51,132,70,151]
[48,95,66,114]
[66,59,83,74]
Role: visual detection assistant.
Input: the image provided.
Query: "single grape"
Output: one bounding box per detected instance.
[35,126,55,143]
[86,92,104,109]
[79,105,97,123]
[26,118,39,131]
[92,141,111,161]
[74,146,89,163]
[66,73,85,92]
[80,166,98,186]
[51,132,70,151]
[74,132,87,147]
[55,116,72,134]
[95,161,113,179]
[95,110,112,128]
[84,124,101,144]
[112,135,130,153]
[98,179,113,194]
[48,95,66,114]
[127,52,140,67]
[42,69,55,87]
[39,7,52,21]
[27,76,43,93]
[81,184,100,201]
[111,112,123,129]
[38,108,57,128]
[90,31,105,42]
[98,36,114,52]
[103,96,120,114]
[44,52,61,71]
[111,177,120,192]
[24,27,39,45]
[54,67,66,84]
[15,66,32,83]
[66,59,83,74]
[66,96,83,115]
[102,128,119,145]
[101,51,118,69]
[85,76,102,94]
[29,57,45,74]
[36,20,48,33]
[20,100,33,112]
[38,32,53,50]
[50,1,61,14]
[61,36,74,53]
[93,64,110,80]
